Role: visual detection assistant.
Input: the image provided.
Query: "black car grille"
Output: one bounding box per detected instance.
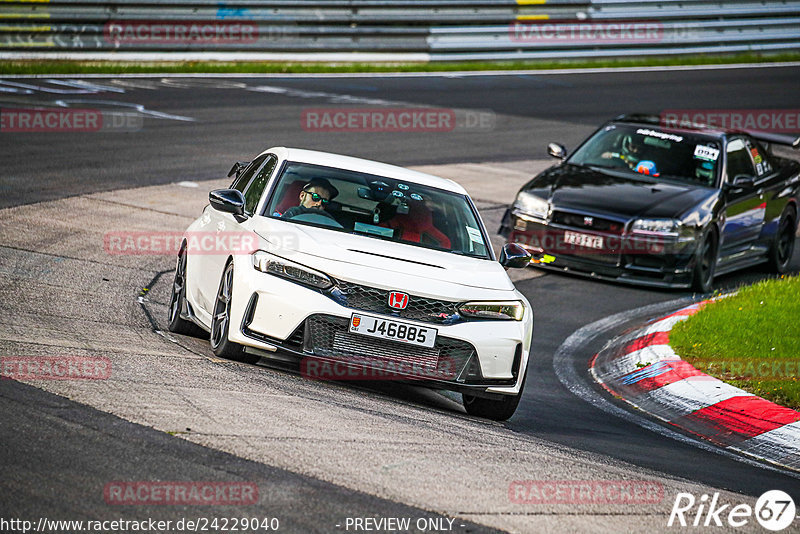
[330,280,460,325]
[551,211,624,235]
[306,314,476,382]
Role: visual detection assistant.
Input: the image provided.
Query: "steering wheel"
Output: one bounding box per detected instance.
[285,211,344,229]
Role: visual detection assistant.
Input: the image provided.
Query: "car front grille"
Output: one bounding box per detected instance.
[306,314,476,382]
[551,211,624,235]
[330,280,460,325]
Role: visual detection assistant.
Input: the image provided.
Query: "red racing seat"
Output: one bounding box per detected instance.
[385,203,451,249]
[272,180,306,216]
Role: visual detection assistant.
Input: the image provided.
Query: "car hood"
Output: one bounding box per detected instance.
[249,218,516,294]
[529,164,709,219]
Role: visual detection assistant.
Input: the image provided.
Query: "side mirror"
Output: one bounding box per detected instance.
[731,174,756,189]
[499,243,533,269]
[227,161,249,178]
[548,143,567,160]
[209,189,246,217]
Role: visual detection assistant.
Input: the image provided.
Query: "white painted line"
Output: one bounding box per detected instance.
[643,376,751,417]
[645,314,692,333]
[735,422,800,467]
[176,181,199,188]
[2,62,799,80]
[0,52,431,63]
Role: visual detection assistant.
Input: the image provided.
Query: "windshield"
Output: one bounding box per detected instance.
[568,124,721,186]
[264,162,491,259]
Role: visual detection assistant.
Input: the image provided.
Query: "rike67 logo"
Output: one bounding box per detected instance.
[668,490,796,531]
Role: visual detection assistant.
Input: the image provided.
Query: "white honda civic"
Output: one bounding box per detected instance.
[168,147,534,420]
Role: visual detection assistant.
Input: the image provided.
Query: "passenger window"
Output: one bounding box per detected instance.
[231,154,267,193]
[726,138,756,181]
[243,155,277,215]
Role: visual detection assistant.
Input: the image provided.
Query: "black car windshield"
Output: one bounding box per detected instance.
[568,124,721,186]
[264,162,490,259]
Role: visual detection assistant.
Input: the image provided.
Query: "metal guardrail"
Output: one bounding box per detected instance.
[1,0,799,61]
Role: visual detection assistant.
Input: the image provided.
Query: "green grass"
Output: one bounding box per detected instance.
[2,52,800,75]
[669,275,800,410]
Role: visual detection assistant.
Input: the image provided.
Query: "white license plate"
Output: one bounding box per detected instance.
[563,231,604,250]
[349,313,437,348]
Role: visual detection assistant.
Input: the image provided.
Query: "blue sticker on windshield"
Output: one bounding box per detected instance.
[410,193,423,201]
[398,183,409,190]
[701,161,713,169]
[392,190,404,198]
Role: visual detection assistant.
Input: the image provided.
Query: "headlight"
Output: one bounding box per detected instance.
[513,191,549,220]
[252,250,333,290]
[458,301,525,321]
[630,218,682,237]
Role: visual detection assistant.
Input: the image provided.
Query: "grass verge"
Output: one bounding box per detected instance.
[2,52,800,75]
[669,275,800,410]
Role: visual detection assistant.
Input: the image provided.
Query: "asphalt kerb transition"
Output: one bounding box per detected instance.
[591,302,800,473]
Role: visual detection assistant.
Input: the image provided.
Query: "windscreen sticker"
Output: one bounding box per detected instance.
[694,145,720,161]
[757,162,764,175]
[636,128,683,143]
[466,226,483,243]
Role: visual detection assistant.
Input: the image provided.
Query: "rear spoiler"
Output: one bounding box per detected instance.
[747,131,800,149]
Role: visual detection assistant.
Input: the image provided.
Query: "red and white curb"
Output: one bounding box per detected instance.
[591,302,800,472]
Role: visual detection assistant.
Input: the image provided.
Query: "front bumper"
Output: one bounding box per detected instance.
[227,255,532,397]
[499,208,701,289]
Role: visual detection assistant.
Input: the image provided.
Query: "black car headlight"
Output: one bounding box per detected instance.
[458,301,525,321]
[630,218,696,243]
[252,250,333,290]
[513,191,549,220]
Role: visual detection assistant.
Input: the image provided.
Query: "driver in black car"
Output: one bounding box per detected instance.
[282,178,339,219]
[601,134,642,169]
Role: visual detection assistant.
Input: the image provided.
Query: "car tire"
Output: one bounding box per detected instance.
[462,370,527,421]
[210,261,259,364]
[766,206,796,274]
[691,229,717,293]
[167,248,206,337]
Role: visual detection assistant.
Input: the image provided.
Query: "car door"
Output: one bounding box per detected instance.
[744,138,785,248]
[719,137,765,255]
[192,155,270,314]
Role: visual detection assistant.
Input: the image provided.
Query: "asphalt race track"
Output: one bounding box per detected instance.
[2,65,800,533]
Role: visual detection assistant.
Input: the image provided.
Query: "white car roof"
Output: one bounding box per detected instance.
[261,147,468,195]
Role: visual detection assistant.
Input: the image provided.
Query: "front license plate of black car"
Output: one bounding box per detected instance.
[563,230,604,249]
[349,313,436,348]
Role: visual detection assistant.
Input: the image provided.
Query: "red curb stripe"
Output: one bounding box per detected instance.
[677,396,800,446]
[623,331,670,354]
[624,361,711,393]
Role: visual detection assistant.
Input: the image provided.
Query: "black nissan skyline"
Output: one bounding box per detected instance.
[499,115,800,292]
